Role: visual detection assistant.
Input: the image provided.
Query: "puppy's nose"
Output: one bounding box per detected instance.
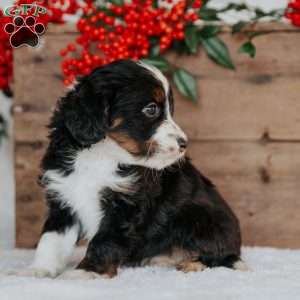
[177,137,188,152]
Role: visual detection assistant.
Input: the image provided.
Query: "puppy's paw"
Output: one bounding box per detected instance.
[7,267,58,278]
[233,260,250,271]
[176,261,207,273]
[58,269,102,280]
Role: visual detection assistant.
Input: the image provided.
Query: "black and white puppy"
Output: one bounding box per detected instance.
[15,60,245,279]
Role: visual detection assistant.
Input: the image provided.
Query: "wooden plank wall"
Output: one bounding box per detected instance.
[14,23,300,248]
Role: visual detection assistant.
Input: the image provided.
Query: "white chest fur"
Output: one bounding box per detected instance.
[44,138,136,240]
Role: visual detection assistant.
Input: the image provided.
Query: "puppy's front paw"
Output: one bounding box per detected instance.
[233,260,250,271]
[58,269,102,280]
[7,267,58,278]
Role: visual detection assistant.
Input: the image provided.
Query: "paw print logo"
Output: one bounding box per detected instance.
[4,16,45,48]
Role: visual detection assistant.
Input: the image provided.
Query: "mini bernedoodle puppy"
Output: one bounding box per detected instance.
[14,60,246,279]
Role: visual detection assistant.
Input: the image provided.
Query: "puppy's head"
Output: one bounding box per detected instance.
[62,60,188,169]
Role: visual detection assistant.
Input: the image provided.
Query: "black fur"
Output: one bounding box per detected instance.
[40,60,242,276]
[80,162,241,273]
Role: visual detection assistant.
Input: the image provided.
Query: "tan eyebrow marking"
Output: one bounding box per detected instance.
[153,87,165,104]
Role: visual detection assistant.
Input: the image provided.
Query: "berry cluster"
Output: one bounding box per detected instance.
[60,0,203,86]
[286,0,300,26]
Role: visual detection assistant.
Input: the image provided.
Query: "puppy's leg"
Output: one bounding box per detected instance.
[11,203,79,278]
[61,216,124,280]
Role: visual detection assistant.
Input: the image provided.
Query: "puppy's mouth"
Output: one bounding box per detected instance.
[157,147,186,158]
[143,142,187,169]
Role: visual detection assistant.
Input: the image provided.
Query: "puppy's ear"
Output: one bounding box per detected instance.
[62,78,110,147]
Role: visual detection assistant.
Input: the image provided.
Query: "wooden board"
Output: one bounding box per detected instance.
[14,74,300,143]
[167,31,300,78]
[14,23,300,248]
[15,143,45,248]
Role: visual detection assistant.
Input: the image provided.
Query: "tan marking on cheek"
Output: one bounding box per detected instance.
[153,87,165,103]
[108,132,142,155]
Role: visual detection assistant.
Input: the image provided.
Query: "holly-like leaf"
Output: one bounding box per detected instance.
[254,8,267,18]
[149,44,160,57]
[140,57,170,72]
[201,36,235,69]
[199,25,220,39]
[108,0,124,6]
[173,69,198,102]
[239,41,256,58]
[173,40,190,55]
[232,21,246,34]
[185,25,200,54]
[198,7,219,21]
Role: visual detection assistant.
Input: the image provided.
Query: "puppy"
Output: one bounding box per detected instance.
[14,60,245,279]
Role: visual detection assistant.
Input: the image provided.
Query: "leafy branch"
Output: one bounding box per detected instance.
[141,1,286,103]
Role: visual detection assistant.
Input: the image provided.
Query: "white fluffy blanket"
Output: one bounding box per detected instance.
[0,247,300,300]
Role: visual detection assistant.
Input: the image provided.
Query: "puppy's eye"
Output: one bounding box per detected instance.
[142,103,160,118]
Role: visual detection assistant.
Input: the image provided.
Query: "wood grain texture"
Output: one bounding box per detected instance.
[167,31,300,78]
[15,143,46,248]
[14,23,300,248]
[15,74,300,142]
[173,75,300,140]
[13,35,75,111]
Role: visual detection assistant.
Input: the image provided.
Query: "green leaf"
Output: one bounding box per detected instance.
[201,36,235,69]
[108,0,124,5]
[140,57,170,72]
[201,0,210,5]
[173,40,190,55]
[254,8,267,18]
[198,7,219,21]
[232,21,246,34]
[173,69,198,102]
[239,41,256,58]
[149,44,160,57]
[152,0,159,8]
[199,25,220,39]
[185,25,200,54]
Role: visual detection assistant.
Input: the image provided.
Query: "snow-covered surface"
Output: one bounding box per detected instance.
[0,247,300,300]
[208,0,288,25]
[208,0,288,11]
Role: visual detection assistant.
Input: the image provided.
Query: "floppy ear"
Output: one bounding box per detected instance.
[62,78,110,147]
